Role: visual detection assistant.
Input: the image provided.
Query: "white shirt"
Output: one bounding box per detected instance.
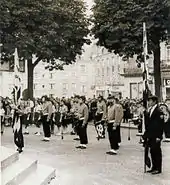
[149,104,157,117]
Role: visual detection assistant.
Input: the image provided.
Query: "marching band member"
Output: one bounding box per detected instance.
[0,98,5,134]
[75,96,89,149]
[57,100,68,136]
[70,96,80,136]
[41,96,53,141]
[114,98,124,146]
[96,95,107,120]
[95,95,107,139]
[33,99,42,136]
[50,100,56,134]
[12,99,25,153]
[106,96,123,155]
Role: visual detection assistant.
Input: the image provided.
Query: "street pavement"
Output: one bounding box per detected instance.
[1,125,170,185]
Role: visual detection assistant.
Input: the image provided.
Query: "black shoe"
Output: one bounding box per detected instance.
[73,138,80,141]
[147,169,156,173]
[76,146,82,149]
[106,151,117,155]
[17,148,23,153]
[151,170,162,175]
[80,146,87,149]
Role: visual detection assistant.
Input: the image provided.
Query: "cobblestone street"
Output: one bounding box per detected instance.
[1,125,170,185]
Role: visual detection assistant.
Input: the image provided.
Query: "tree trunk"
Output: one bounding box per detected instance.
[153,42,161,99]
[27,59,34,99]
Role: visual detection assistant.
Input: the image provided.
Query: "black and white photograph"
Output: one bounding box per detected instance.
[0,0,170,184]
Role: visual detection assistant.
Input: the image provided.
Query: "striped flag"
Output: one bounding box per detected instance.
[142,23,152,171]
[142,22,150,110]
[12,48,21,105]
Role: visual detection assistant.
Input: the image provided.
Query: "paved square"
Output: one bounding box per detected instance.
[1,125,170,185]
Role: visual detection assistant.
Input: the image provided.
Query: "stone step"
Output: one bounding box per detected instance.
[2,156,37,185]
[0,146,19,171]
[21,164,56,185]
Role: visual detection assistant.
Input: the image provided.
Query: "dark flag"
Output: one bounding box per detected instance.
[12,48,24,152]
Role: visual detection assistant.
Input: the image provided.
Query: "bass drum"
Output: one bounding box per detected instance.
[159,103,170,123]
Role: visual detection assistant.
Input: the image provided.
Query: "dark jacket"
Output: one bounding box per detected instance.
[144,105,164,140]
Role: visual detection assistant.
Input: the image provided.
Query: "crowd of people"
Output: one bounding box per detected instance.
[0,95,142,152]
[1,94,170,174]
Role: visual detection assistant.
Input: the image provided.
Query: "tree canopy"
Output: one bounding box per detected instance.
[91,0,170,98]
[92,0,169,57]
[0,0,90,69]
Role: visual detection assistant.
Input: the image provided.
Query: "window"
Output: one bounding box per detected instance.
[81,85,86,93]
[112,66,114,73]
[118,64,120,72]
[50,83,55,89]
[107,67,110,76]
[97,68,100,76]
[63,83,68,92]
[80,65,85,73]
[167,45,170,61]
[50,73,53,79]
[33,83,37,89]
[34,72,38,79]
[72,83,76,90]
[102,67,104,76]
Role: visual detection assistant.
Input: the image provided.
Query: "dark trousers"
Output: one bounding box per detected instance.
[25,114,31,129]
[1,116,4,133]
[149,139,162,171]
[116,125,121,143]
[107,124,119,150]
[42,115,51,138]
[78,120,88,145]
[34,112,41,128]
[14,116,24,148]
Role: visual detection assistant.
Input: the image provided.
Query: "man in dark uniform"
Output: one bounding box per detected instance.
[143,95,164,174]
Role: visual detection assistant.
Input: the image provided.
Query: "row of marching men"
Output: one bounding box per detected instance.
[1,95,124,154]
[32,94,124,154]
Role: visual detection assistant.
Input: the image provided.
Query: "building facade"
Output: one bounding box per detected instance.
[1,41,170,100]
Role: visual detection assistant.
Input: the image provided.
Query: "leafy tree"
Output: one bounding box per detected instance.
[0,0,90,98]
[92,0,170,98]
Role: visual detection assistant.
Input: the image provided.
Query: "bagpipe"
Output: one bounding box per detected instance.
[94,112,105,140]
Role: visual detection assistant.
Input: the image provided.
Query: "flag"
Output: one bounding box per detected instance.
[12,48,24,150]
[142,23,151,171]
[12,48,21,105]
